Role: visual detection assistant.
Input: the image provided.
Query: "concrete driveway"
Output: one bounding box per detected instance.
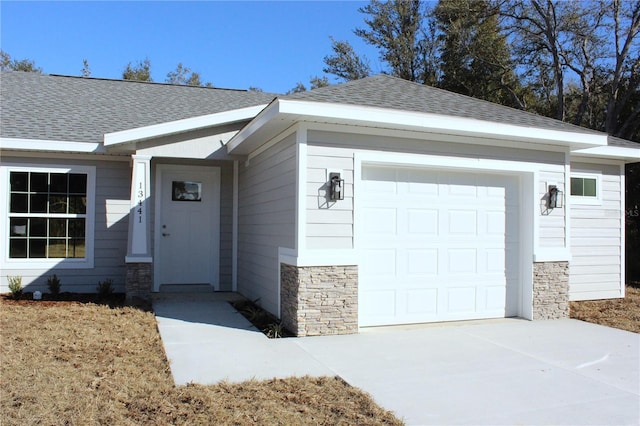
[154,295,639,425]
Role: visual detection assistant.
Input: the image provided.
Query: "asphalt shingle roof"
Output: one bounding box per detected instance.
[1,71,276,143]
[1,71,636,149]
[286,74,604,135]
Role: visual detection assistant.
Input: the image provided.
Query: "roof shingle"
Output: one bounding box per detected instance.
[1,71,276,143]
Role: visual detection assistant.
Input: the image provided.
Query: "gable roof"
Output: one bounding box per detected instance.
[0,71,275,144]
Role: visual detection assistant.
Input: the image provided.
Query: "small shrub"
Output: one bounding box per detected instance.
[263,322,285,339]
[96,279,114,298]
[7,276,23,300]
[47,274,61,295]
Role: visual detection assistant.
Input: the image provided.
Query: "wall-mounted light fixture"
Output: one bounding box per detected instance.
[329,172,344,201]
[548,185,563,209]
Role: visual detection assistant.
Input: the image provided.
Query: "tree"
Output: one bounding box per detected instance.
[310,75,330,89]
[435,0,522,107]
[355,0,438,84]
[323,37,371,81]
[605,0,640,140]
[81,59,91,77]
[123,58,152,82]
[286,82,307,94]
[0,50,42,73]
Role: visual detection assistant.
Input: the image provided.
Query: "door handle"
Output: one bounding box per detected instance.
[162,233,171,237]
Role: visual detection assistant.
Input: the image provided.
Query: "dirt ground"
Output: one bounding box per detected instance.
[0,298,402,426]
[570,284,640,333]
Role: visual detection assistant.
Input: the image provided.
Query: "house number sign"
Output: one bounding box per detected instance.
[130,156,150,256]
[137,182,144,223]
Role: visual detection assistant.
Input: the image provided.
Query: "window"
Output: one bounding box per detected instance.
[570,173,601,204]
[2,165,95,268]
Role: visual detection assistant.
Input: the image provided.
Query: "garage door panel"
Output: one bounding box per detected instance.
[446,287,477,313]
[359,166,519,326]
[485,211,506,234]
[448,210,478,235]
[407,209,439,234]
[406,289,438,314]
[485,286,507,310]
[361,290,396,317]
[448,249,477,273]
[362,249,396,277]
[485,249,506,272]
[406,249,438,275]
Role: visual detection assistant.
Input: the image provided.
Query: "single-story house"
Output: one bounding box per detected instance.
[1,71,638,335]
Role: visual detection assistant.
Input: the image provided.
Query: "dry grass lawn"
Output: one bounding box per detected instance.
[570,285,640,333]
[0,299,402,425]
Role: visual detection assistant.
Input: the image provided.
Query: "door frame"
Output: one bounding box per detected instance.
[153,164,221,291]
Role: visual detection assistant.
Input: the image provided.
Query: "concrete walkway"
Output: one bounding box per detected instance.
[153,296,640,425]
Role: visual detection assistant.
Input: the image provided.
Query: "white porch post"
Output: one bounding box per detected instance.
[125,154,153,302]
[126,155,152,261]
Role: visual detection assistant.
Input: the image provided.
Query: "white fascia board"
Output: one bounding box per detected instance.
[227,99,608,155]
[103,105,267,146]
[0,137,105,153]
[571,145,640,162]
[277,100,608,148]
[226,99,282,153]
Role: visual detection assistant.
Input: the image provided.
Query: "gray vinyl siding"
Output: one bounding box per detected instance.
[306,129,566,250]
[306,144,354,249]
[538,169,566,248]
[1,155,130,293]
[569,162,624,300]
[237,134,296,315]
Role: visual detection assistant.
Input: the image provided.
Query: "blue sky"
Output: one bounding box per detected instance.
[0,1,389,93]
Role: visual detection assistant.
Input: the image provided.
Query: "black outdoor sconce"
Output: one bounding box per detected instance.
[548,185,563,209]
[329,172,344,201]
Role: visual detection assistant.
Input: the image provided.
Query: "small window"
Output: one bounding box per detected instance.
[570,173,601,204]
[570,177,597,197]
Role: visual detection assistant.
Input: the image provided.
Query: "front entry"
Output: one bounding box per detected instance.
[155,165,220,290]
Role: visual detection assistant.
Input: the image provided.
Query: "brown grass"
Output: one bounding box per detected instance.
[570,285,640,333]
[0,299,402,425]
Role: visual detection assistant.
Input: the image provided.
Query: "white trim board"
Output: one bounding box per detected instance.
[105,105,267,147]
[1,137,105,153]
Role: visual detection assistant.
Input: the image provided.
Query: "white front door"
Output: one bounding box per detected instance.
[358,165,519,326]
[156,165,220,289]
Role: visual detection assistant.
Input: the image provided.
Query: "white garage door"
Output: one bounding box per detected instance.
[359,165,519,326]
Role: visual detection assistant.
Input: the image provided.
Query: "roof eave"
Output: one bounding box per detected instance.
[227,99,609,155]
[0,137,106,153]
[571,145,640,162]
[103,105,268,147]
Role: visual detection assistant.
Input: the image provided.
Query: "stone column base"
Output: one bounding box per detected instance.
[125,262,152,304]
[280,263,358,336]
[533,261,569,319]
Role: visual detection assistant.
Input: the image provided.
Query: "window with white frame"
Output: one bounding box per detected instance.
[2,165,95,268]
[570,173,601,204]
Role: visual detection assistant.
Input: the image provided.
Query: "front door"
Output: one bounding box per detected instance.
[156,165,220,289]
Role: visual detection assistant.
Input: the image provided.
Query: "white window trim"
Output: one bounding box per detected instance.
[570,172,602,205]
[1,163,96,269]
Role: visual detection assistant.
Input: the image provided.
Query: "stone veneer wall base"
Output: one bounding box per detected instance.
[125,262,152,304]
[281,263,358,337]
[532,261,569,320]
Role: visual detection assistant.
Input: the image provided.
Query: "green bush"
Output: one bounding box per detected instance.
[47,274,61,295]
[7,276,23,300]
